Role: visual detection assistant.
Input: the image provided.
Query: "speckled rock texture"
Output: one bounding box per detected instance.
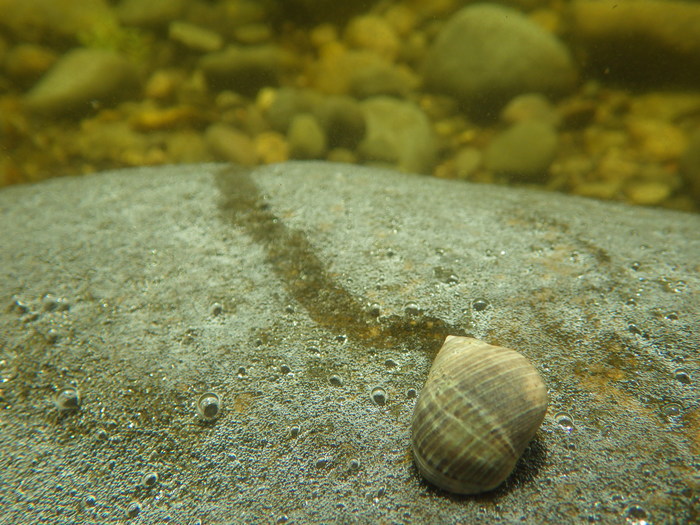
[0,162,698,524]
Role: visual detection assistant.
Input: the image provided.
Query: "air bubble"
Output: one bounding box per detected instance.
[673,369,691,384]
[315,457,331,468]
[42,293,70,312]
[55,387,80,412]
[384,359,398,369]
[555,412,574,431]
[627,323,643,336]
[237,366,247,377]
[46,328,59,344]
[84,495,96,507]
[472,298,490,312]
[210,302,223,316]
[289,425,300,438]
[367,303,381,317]
[348,459,360,470]
[406,388,418,399]
[328,374,343,387]
[404,302,421,315]
[196,392,221,421]
[141,472,158,488]
[280,364,291,374]
[9,296,29,314]
[126,502,141,518]
[630,261,641,271]
[370,387,387,406]
[434,267,459,285]
[662,402,682,418]
[306,340,321,355]
[665,311,679,321]
[624,503,647,520]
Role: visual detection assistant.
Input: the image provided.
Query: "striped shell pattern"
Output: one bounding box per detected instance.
[411,336,548,494]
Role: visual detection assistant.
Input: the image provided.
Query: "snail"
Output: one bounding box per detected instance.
[411,336,548,495]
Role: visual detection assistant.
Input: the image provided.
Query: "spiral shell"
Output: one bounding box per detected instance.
[411,336,548,494]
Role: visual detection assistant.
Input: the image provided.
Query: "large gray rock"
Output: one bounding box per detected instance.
[0,162,698,524]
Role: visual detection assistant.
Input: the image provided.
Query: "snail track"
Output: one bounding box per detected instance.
[215,164,464,355]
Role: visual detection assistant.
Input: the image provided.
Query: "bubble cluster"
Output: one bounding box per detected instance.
[41,293,71,312]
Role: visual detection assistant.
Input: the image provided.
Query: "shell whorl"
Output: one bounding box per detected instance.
[411,336,548,495]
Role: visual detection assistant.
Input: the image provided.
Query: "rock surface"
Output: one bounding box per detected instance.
[0,162,698,524]
[423,3,577,115]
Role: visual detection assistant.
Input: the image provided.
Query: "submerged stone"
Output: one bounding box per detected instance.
[0,162,697,523]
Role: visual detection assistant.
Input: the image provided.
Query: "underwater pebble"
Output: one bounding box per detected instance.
[288,113,327,159]
[25,48,140,117]
[484,120,559,181]
[423,4,577,111]
[116,0,186,28]
[199,45,290,97]
[169,21,223,52]
[206,123,259,166]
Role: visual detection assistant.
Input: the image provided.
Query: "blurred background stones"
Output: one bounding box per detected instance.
[0,0,699,212]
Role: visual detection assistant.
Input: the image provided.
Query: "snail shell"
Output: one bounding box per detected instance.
[411,336,548,495]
